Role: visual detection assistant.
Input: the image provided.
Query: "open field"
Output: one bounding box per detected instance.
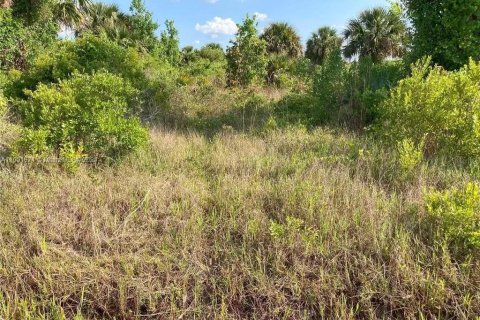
[1,108,479,318]
[2,0,480,318]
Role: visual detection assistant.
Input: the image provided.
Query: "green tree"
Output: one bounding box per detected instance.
[180,45,197,64]
[312,49,348,117]
[260,22,302,58]
[305,26,342,65]
[0,8,57,70]
[226,15,267,86]
[403,0,480,69]
[198,43,225,62]
[158,20,180,65]
[128,0,159,52]
[343,7,406,63]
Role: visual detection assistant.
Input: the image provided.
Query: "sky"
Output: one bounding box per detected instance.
[104,0,389,49]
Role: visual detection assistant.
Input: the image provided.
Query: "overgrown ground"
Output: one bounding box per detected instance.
[1,88,480,319]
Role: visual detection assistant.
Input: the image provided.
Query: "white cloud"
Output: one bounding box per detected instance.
[195,17,238,37]
[206,0,219,3]
[253,12,268,21]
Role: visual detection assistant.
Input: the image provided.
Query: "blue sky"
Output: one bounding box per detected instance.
[104,0,389,48]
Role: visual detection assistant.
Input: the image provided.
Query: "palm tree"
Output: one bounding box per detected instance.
[260,22,303,58]
[78,2,128,38]
[3,0,92,27]
[54,0,92,27]
[305,26,342,65]
[343,7,406,63]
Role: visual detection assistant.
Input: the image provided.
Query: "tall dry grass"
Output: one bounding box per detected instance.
[1,123,479,319]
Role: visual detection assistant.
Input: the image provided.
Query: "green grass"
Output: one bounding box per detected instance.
[0,88,479,319]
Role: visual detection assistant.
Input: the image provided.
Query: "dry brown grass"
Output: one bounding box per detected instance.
[1,124,479,319]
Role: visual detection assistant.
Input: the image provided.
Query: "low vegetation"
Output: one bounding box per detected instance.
[0,0,479,318]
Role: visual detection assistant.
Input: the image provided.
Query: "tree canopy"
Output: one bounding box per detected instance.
[403,0,480,69]
[305,26,342,65]
[343,7,406,62]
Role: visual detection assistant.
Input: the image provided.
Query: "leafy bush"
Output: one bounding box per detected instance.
[312,49,348,118]
[425,183,480,253]
[265,53,294,87]
[374,58,480,159]
[6,33,179,121]
[179,48,226,87]
[397,138,424,181]
[273,93,325,127]
[7,34,155,97]
[14,72,147,159]
[312,53,405,126]
[198,43,225,63]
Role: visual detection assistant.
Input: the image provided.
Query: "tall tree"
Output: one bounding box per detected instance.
[343,7,406,63]
[128,0,159,52]
[226,15,267,86]
[79,0,160,52]
[403,0,480,69]
[305,26,342,65]
[260,22,302,58]
[158,19,180,64]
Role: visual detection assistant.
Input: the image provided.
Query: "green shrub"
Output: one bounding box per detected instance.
[274,93,325,127]
[14,128,50,156]
[374,58,480,159]
[397,138,424,181]
[198,43,225,63]
[312,49,347,116]
[312,54,405,127]
[7,34,159,97]
[425,183,480,253]
[6,33,179,121]
[14,72,147,159]
[265,53,295,87]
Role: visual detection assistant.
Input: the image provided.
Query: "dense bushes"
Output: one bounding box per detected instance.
[425,183,480,254]
[179,44,226,86]
[312,52,405,126]
[14,72,147,159]
[375,58,480,159]
[6,33,179,121]
[8,34,148,95]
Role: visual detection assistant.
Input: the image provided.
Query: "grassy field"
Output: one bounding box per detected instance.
[0,88,479,319]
